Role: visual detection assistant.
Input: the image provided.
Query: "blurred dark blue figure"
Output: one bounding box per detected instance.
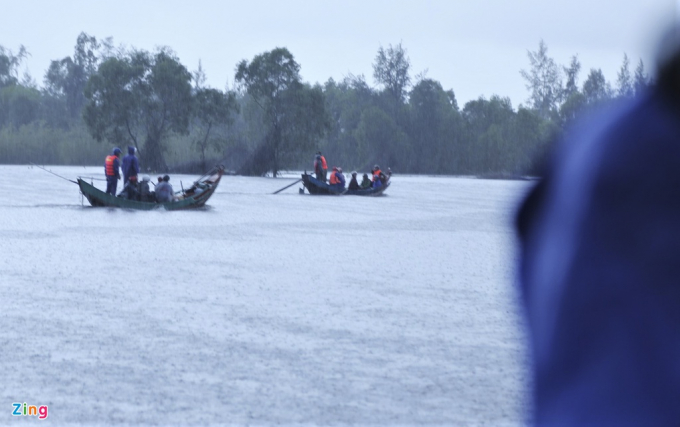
[517,36,680,426]
[122,145,139,185]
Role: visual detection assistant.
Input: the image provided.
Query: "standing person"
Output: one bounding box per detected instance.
[317,151,328,182]
[104,147,122,195]
[122,145,139,185]
[314,153,324,181]
[155,175,174,202]
[516,32,680,425]
[348,171,360,190]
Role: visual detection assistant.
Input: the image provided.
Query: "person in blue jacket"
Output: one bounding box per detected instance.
[122,145,139,185]
[104,147,122,195]
[516,31,680,426]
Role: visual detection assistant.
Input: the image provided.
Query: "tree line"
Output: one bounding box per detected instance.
[0,34,650,176]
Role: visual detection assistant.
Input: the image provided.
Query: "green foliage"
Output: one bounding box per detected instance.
[520,40,562,119]
[0,122,102,165]
[0,84,41,128]
[563,56,581,98]
[616,54,634,98]
[407,78,461,173]
[354,106,411,171]
[235,48,329,176]
[634,59,649,95]
[0,45,28,88]
[0,37,651,179]
[192,87,239,168]
[373,42,411,107]
[45,32,100,119]
[83,48,193,171]
[582,68,612,105]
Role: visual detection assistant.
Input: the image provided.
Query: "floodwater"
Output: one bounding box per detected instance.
[0,165,532,426]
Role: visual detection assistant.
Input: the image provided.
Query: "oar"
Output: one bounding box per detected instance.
[30,162,78,184]
[273,178,303,194]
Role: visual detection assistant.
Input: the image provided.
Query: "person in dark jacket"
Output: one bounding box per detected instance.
[516,31,680,426]
[122,145,139,184]
[314,154,324,181]
[104,147,122,195]
[119,175,140,200]
[348,171,360,190]
[139,175,152,202]
[360,173,371,189]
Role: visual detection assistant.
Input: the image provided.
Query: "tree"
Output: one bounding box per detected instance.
[563,55,581,98]
[235,47,329,176]
[407,78,461,173]
[373,42,411,123]
[84,48,193,171]
[354,106,412,171]
[520,40,562,119]
[0,45,28,88]
[462,96,516,173]
[582,68,611,105]
[192,87,238,169]
[45,32,100,118]
[0,84,41,128]
[616,53,634,98]
[320,74,375,170]
[634,59,649,96]
[373,42,411,104]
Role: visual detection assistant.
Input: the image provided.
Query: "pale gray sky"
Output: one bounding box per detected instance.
[2,0,676,107]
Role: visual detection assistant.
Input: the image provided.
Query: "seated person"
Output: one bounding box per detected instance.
[348,171,360,190]
[372,176,383,189]
[329,166,346,189]
[372,164,385,185]
[360,173,371,189]
[155,175,174,202]
[139,175,152,202]
[118,175,140,200]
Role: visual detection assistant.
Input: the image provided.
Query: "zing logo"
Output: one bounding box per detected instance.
[12,402,48,420]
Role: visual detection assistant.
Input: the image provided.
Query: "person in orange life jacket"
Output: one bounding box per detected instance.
[122,145,139,184]
[348,171,360,190]
[329,166,346,189]
[104,147,122,195]
[317,151,328,182]
[372,164,386,185]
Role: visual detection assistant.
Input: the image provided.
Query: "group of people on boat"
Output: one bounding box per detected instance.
[104,146,175,203]
[314,151,390,191]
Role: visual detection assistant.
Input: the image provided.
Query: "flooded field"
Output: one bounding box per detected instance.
[0,165,532,425]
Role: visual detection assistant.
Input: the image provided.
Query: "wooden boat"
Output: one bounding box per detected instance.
[78,166,224,210]
[301,172,389,196]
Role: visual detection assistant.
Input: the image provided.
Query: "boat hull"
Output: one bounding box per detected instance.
[301,173,389,196]
[78,167,223,210]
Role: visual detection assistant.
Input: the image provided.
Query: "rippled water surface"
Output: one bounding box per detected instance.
[1,165,532,426]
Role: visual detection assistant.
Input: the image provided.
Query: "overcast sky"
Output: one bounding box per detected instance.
[2,0,676,107]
